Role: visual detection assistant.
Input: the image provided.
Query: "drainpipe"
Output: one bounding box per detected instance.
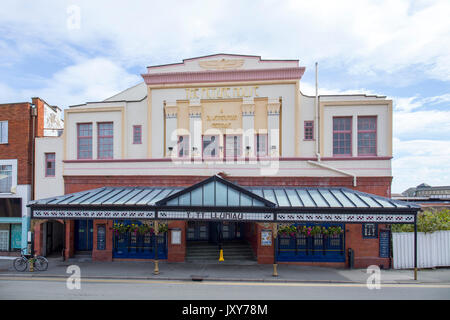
[315,62,320,162]
[29,103,37,255]
[307,160,357,187]
[30,103,37,200]
[310,62,357,187]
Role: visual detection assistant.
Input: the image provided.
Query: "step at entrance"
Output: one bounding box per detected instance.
[70,250,92,262]
[186,242,256,264]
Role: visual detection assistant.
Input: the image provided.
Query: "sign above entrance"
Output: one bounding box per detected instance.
[158,211,274,222]
[185,86,259,100]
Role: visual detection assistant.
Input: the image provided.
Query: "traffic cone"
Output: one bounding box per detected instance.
[219,249,224,262]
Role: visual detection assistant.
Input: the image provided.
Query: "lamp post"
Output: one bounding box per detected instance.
[153,220,159,275]
[272,223,278,277]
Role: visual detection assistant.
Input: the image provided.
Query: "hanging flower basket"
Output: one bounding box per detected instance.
[137,224,154,235]
[158,224,168,233]
[113,222,130,235]
[327,226,344,236]
[277,225,297,237]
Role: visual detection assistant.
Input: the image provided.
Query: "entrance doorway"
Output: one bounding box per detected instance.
[43,221,64,257]
[187,221,245,243]
[186,221,256,263]
[74,220,93,252]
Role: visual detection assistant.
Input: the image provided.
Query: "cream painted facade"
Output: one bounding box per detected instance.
[35,54,393,199]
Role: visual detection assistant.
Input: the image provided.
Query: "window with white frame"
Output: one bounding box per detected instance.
[225,135,242,158]
[177,135,189,157]
[0,165,12,193]
[77,123,92,159]
[0,121,8,144]
[202,135,219,158]
[256,134,268,157]
[45,153,56,177]
[97,122,114,159]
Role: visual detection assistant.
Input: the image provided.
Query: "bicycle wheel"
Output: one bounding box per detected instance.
[34,256,48,271]
[13,257,28,272]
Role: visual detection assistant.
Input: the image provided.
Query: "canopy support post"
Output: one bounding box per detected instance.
[414,216,418,281]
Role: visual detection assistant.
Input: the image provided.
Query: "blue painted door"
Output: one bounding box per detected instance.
[10,224,22,250]
[75,220,93,251]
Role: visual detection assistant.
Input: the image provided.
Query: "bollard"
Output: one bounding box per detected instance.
[272,264,278,277]
[153,260,159,275]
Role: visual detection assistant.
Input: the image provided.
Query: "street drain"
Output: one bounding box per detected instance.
[191,276,204,281]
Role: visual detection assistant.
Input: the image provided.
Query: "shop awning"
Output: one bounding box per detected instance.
[28,175,419,223]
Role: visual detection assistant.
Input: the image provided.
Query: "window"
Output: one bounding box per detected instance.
[363,223,378,238]
[45,153,55,177]
[333,117,352,156]
[177,135,189,157]
[132,125,142,144]
[0,121,7,144]
[202,135,219,158]
[98,122,113,159]
[358,116,377,156]
[256,134,268,157]
[225,135,242,158]
[77,123,92,159]
[304,121,314,140]
[0,165,12,193]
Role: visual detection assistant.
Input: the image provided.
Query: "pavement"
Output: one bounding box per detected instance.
[0,257,449,284]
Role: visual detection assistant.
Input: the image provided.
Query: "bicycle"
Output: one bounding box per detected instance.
[13,249,48,272]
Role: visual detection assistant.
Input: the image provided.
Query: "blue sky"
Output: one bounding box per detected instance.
[0,0,449,193]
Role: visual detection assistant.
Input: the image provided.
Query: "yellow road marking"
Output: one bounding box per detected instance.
[0,276,449,289]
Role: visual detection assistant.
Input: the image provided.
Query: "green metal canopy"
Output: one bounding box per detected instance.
[28,175,419,223]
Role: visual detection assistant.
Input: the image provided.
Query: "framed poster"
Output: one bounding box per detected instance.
[171,229,181,245]
[261,230,272,246]
[379,229,390,258]
[97,224,106,250]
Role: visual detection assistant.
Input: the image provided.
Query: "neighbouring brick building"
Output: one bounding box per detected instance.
[0,98,63,255]
[30,54,419,268]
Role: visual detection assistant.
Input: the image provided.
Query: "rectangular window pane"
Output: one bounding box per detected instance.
[98,123,113,159]
[0,165,12,193]
[133,125,142,144]
[304,121,314,140]
[256,134,267,156]
[0,121,8,143]
[77,123,92,159]
[45,153,55,177]
[225,135,242,158]
[202,135,218,158]
[177,135,189,157]
[358,116,376,156]
[333,117,352,156]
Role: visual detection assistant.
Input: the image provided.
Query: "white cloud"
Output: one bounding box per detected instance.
[394,109,450,139]
[0,58,141,108]
[393,93,450,112]
[392,138,450,192]
[0,0,449,82]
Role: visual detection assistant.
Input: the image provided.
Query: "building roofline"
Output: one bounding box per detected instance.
[146,53,299,69]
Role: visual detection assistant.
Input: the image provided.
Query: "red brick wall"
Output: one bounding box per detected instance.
[92,219,113,262]
[64,220,75,260]
[256,224,274,264]
[0,103,32,185]
[64,175,391,197]
[0,98,47,186]
[167,221,187,262]
[345,224,390,269]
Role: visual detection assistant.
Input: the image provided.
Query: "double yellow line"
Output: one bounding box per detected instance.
[1,276,450,288]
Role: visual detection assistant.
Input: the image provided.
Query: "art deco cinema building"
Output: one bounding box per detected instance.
[30,54,418,268]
